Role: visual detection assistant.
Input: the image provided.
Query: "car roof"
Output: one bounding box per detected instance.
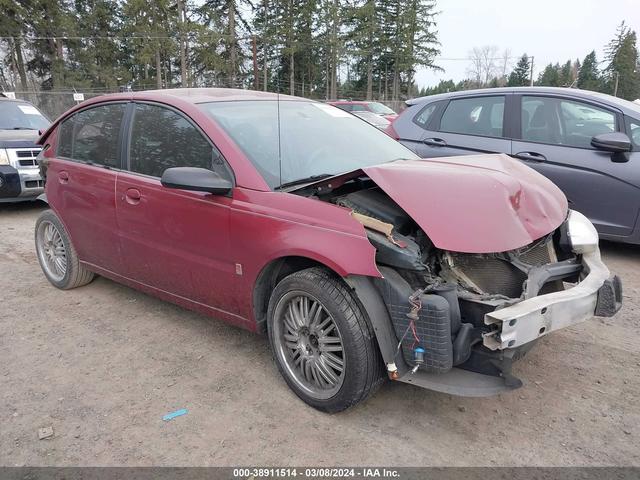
[97,87,307,104]
[407,86,640,116]
[329,100,371,104]
[36,87,315,146]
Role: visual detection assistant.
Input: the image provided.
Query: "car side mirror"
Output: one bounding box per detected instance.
[161,167,232,195]
[591,132,632,153]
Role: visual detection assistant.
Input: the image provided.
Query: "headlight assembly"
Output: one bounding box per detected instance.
[566,209,599,254]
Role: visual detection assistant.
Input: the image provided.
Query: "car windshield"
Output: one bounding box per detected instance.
[200,100,416,189]
[367,102,396,115]
[0,101,49,130]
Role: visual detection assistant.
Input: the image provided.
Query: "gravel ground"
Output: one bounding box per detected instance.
[0,201,638,467]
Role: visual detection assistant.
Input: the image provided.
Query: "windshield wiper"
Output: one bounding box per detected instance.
[10,127,36,130]
[277,173,334,190]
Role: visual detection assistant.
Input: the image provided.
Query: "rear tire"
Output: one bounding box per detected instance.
[35,209,95,290]
[267,267,385,412]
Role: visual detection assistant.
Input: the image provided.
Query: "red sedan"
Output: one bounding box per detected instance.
[35,88,621,412]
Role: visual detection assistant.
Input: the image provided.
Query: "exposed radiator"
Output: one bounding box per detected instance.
[445,238,559,298]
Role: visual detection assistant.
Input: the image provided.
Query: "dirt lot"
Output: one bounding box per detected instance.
[0,201,638,467]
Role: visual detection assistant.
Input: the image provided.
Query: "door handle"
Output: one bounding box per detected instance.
[423,137,447,147]
[58,171,69,184]
[513,151,547,162]
[124,188,141,205]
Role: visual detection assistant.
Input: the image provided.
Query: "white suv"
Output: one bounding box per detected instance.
[0,97,50,202]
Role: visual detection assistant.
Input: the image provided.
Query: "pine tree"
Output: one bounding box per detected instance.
[603,21,640,100]
[559,60,573,86]
[507,54,530,87]
[23,0,76,89]
[537,63,560,86]
[0,0,444,100]
[347,0,379,99]
[68,0,127,89]
[0,0,29,90]
[252,0,272,90]
[122,0,176,89]
[375,0,439,101]
[401,0,439,96]
[196,0,251,88]
[577,50,601,92]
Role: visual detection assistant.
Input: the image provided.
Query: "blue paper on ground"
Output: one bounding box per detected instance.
[163,408,188,421]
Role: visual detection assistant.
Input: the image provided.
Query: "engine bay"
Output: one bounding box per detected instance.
[295,175,582,381]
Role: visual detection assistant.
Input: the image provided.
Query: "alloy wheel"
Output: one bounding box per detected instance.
[273,291,346,399]
[36,220,67,282]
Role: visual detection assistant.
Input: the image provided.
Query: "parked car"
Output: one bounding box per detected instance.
[328,100,398,120]
[35,88,621,412]
[388,87,640,244]
[0,97,50,202]
[351,110,391,130]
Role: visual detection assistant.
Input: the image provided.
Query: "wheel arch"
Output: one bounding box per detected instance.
[251,255,401,377]
[252,255,343,334]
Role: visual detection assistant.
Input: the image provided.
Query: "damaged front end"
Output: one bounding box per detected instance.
[293,157,622,396]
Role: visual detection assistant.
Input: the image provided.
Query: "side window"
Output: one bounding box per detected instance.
[414,103,438,128]
[439,96,505,137]
[625,116,640,150]
[128,103,229,179]
[57,104,126,167]
[521,96,615,148]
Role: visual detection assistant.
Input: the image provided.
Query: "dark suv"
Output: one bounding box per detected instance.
[389,87,640,244]
[0,97,50,202]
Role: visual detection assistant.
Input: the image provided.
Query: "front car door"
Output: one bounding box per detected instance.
[412,94,512,158]
[623,114,640,241]
[46,102,127,272]
[115,102,242,319]
[512,94,640,239]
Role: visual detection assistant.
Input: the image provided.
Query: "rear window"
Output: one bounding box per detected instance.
[0,101,49,130]
[413,103,438,128]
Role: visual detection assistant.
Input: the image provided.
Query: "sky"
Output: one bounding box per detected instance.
[415,0,640,89]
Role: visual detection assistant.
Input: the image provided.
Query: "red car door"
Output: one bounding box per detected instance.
[45,103,127,273]
[115,103,244,323]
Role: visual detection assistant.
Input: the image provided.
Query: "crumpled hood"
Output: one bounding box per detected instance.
[361,154,568,253]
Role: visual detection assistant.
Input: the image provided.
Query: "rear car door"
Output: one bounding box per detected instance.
[413,94,511,158]
[512,94,640,238]
[47,102,127,272]
[115,102,240,314]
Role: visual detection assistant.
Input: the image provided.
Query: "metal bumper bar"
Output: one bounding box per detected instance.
[483,249,622,350]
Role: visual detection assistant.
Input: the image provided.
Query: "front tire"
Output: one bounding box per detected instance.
[35,209,95,290]
[267,267,384,412]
